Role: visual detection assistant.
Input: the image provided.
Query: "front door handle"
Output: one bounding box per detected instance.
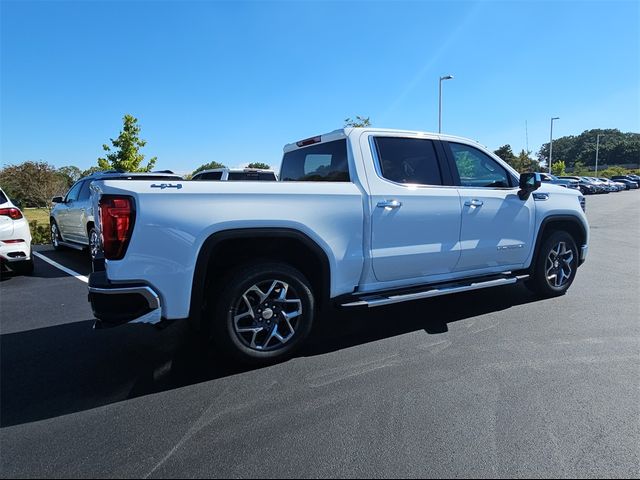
[377,200,403,210]
[464,199,484,207]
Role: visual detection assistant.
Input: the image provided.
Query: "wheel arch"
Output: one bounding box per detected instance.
[188,228,332,332]
[530,215,587,273]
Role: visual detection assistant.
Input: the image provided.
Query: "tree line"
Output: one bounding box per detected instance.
[0,114,271,210]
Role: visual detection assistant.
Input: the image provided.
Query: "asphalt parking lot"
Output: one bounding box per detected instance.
[1,192,639,478]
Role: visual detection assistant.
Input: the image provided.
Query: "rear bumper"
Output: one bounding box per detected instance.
[0,240,31,263]
[88,271,163,328]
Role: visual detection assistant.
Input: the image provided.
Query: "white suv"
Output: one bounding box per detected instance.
[0,187,33,274]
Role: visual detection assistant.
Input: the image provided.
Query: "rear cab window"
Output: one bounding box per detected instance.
[373,137,443,185]
[280,139,350,182]
[228,171,277,181]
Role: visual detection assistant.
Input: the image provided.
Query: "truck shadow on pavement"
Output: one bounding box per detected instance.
[1,284,540,428]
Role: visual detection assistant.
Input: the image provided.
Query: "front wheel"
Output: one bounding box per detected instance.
[526,231,578,298]
[210,262,315,365]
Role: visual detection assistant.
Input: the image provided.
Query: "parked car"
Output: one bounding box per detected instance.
[557,176,598,195]
[50,170,183,259]
[192,168,278,181]
[583,176,616,192]
[611,176,640,189]
[0,187,33,274]
[597,178,625,191]
[539,173,581,192]
[87,128,589,364]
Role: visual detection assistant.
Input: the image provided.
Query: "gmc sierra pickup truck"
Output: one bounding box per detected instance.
[88,128,589,364]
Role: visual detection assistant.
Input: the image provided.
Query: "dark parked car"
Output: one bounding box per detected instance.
[611,176,640,189]
[557,176,599,195]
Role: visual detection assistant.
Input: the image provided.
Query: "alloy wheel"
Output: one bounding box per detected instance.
[89,229,100,259]
[232,279,303,352]
[545,241,574,288]
[51,223,59,247]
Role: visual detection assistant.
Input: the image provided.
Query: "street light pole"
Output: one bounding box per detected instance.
[549,117,559,174]
[438,75,454,133]
[595,133,602,176]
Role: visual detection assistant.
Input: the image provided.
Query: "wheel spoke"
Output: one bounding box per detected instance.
[237,326,264,349]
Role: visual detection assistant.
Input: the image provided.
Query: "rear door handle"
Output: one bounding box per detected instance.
[464,199,484,207]
[377,200,403,210]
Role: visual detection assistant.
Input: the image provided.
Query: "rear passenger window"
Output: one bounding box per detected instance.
[65,181,83,202]
[280,139,350,182]
[373,137,443,185]
[78,180,92,200]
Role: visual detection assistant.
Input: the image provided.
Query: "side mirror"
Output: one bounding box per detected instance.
[52,196,64,204]
[518,172,542,200]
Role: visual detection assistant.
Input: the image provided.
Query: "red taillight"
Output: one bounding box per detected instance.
[99,195,135,260]
[296,136,321,147]
[0,208,23,220]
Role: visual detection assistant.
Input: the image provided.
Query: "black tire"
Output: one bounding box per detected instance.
[526,230,578,298]
[50,220,63,251]
[210,262,315,365]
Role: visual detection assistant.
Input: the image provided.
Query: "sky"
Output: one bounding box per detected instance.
[1,0,639,174]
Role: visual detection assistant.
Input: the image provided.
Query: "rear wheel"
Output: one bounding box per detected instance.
[210,262,315,365]
[50,221,62,251]
[89,227,100,260]
[526,230,578,297]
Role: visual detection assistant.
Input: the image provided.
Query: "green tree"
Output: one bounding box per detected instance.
[572,160,587,175]
[344,116,371,128]
[551,160,566,176]
[0,161,67,211]
[494,145,516,165]
[538,129,640,170]
[192,161,226,177]
[247,162,271,170]
[57,165,82,188]
[97,114,157,172]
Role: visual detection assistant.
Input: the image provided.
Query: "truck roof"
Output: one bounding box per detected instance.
[283,128,488,152]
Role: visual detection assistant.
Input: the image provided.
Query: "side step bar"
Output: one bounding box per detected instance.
[341,274,529,308]
[58,241,85,251]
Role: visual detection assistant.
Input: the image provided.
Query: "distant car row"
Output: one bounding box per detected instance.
[540,173,640,194]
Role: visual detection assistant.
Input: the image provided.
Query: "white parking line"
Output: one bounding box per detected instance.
[33,251,89,283]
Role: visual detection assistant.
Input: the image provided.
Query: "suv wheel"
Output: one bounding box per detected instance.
[89,227,100,260]
[210,262,315,364]
[50,221,62,250]
[527,231,578,297]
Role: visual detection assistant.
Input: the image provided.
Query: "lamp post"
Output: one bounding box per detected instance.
[438,75,454,133]
[595,133,604,176]
[548,117,560,174]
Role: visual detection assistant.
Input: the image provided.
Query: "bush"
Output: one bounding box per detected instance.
[29,220,50,245]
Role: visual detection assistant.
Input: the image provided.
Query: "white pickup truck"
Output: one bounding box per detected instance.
[88,128,589,364]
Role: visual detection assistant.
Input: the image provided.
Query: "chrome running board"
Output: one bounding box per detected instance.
[341,275,529,308]
[58,240,85,251]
